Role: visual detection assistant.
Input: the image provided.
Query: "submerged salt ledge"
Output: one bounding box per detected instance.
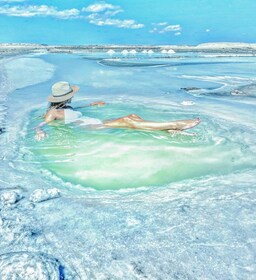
[4,57,55,90]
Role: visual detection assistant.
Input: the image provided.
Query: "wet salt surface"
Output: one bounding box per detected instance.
[0,53,256,279]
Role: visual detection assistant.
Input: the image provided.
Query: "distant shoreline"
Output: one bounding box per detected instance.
[1,42,256,55]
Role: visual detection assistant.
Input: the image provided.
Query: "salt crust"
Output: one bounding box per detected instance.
[29,188,61,203]
[0,251,61,280]
[181,100,195,106]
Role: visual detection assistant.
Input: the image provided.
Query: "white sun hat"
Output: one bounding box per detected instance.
[47,81,80,103]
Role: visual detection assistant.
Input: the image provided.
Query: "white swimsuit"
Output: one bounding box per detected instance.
[64,109,102,126]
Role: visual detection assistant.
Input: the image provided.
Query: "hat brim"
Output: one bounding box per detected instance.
[47,85,80,103]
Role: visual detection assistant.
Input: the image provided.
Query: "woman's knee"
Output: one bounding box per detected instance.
[122,117,135,127]
[123,116,133,122]
[129,114,141,120]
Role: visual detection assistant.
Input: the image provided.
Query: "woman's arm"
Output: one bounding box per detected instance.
[34,110,56,141]
[75,101,106,109]
[89,101,106,106]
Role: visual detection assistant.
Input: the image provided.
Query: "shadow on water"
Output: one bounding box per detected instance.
[98,59,251,68]
[181,83,256,98]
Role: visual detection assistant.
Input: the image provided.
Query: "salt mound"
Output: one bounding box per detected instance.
[0,252,61,280]
[29,188,60,203]
[107,50,115,55]
[121,49,128,55]
[0,191,23,206]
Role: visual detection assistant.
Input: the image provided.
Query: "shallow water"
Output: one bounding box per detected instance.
[26,102,254,190]
[0,52,256,279]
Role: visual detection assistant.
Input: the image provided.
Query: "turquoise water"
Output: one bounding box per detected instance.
[0,52,256,278]
[27,101,253,190]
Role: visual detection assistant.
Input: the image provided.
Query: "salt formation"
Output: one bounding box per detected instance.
[0,191,23,206]
[231,83,256,97]
[0,252,62,280]
[129,49,137,54]
[142,50,148,54]
[231,90,244,96]
[161,49,167,53]
[147,50,154,54]
[167,49,175,54]
[181,100,195,106]
[29,188,60,203]
[121,49,128,55]
[107,49,115,55]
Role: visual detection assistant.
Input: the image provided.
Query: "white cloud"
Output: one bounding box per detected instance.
[163,25,181,32]
[89,17,144,29]
[206,29,210,32]
[152,22,168,26]
[0,1,144,29]
[82,2,119,13]
[83,1,144,29]
[158,22,168,26]
[174,32,181,36]
[149,27,157,33]
[0,5,80,19]
[104,9,123,17]
[0,0,27,2]
[150,23,181,34]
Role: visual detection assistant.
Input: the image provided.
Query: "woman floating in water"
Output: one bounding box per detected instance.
[35,81,200,141]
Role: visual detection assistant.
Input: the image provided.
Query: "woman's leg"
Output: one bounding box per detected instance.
[103,114,200,131]
[103,114,141,128]
[128,114,144,121]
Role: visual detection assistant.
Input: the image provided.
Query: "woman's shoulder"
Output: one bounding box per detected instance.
[47,107,63,114]
[45,108,64,120]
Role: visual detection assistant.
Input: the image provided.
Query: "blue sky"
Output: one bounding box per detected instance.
[0,0,255,45]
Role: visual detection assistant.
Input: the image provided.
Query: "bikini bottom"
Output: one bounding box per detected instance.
[79,117,103,126]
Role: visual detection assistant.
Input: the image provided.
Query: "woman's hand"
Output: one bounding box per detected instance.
[35,130,48,141]
[89,101,106,107]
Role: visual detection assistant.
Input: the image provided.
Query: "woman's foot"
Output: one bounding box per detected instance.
[178,117,201,130]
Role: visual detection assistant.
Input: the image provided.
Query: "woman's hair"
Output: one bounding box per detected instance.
[47,98,72,111]
[44,99,73,117]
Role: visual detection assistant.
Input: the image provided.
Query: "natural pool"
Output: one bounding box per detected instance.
[0,52,256,279]
[24,53,256,190]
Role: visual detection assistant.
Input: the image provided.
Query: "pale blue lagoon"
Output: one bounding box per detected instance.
[0,52,256,279]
